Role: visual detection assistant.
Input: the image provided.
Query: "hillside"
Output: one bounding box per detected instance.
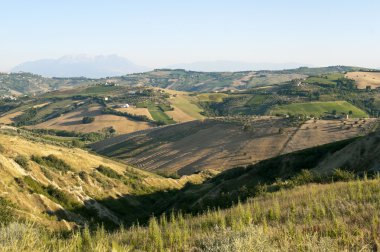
[91,117,377,175]
[346,71,380,89]
[0,72,94,96]
[0,129,213,229]
[1,66,372,96]
[0,86,205,135]
[1,121,380,251]
[2,171,379,251]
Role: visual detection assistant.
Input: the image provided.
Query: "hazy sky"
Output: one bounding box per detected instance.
[1,0,379,71]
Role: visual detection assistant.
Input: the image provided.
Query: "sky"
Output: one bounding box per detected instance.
[1,0,379,71]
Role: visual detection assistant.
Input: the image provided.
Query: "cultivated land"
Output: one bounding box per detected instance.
[115,106,153,120]
[92,117,377,175]
[0,111,23,124]
[27,105,153,134]
[165,90,205,122]
[269,101,368,118]
[346,71,380,89]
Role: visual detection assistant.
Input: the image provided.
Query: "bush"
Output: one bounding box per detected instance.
[0,197,14,225]
[15,176,79,210]
[96,165,122,180]
[332,168,356,181]
[82,116,95,124]
[31,154,72,173]
[14,155,29,170]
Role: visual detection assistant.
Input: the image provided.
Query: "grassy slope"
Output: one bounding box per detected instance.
[0,131,211,229]
[2,178,379,251]
[270,101,368,117]
[346,71,380,89]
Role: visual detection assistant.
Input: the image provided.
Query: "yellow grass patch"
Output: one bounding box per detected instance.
[32,102,51,109]
[0,111,23,124]
[115,107,153,120]
[346,71,380,89]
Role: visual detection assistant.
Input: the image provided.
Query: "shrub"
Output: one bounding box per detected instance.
[14,155,29,170]
[15,176,79,210]
[332,168,356,181]
[0,197,14,225]
[82,116,95,124]
[291,169,316,186]
[31,154,72,173]
[96,165,122,180]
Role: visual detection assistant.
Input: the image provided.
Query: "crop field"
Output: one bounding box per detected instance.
[166,93,204,122]
[147,104,176,124]
[27,105,153,134]
[93,117,376,175]
[270,101,368,118]
[115,107,153,120]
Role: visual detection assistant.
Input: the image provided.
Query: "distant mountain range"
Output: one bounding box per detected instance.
[11,55,150,78]
[167,60,310,72]
[11,55,314,78]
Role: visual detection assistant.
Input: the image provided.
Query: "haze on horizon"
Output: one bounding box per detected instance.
[1,0,379,72]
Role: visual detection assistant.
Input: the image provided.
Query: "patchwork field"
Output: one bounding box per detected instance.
[166,92,204,122]
[92,117,377,175]
[346,71,380,89]
[269,101,368,118]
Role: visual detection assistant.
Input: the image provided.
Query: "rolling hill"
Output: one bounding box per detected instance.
[346,71,380,89]
[0,127,214,229]
[2,125,380,251]
[91,117,377,175]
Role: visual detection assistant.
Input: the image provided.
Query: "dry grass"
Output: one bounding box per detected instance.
[115,107,153,120]
[1,178,379,251]
[0,111,23,124]
[346,71,380,89]
[0,133,211,229]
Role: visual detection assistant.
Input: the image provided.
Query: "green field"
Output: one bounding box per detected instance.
[170,95,204,119]
[147,104,176,124]
[304,73,344,86]
[270,101,368,118]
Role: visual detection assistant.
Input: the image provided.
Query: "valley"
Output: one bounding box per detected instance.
[1,66,380,251]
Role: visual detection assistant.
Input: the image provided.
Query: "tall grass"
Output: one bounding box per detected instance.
[1,178,379,251]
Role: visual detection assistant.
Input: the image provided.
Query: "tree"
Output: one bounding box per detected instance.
[82,116,95,124]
